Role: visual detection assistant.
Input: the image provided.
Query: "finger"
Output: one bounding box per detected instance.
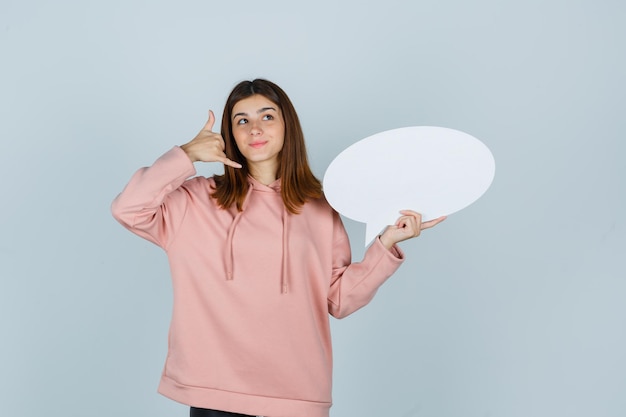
[399,210,422,225]
[398,211,421,227]
[211,133,226,151]
[399,209,422,219]
[396,215,420,237]
[204,110,216,131]
[395,215,415,228]
[221,157,242,169]
[421,216,447,230]
[204,132,226,151]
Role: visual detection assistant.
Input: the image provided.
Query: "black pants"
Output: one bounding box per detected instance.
[189,407,255,417]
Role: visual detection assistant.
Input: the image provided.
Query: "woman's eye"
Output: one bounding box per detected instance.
[236,118,248,125]
[262,114,274,121]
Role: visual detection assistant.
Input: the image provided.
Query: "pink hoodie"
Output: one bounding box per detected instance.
[111,146,404,417]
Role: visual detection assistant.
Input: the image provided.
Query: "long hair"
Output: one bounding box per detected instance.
[211,79,322,214]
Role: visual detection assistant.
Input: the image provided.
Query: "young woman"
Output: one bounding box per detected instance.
[111,79,445,417]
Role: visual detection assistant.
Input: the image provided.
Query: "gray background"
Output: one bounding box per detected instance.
[1,1,624,416]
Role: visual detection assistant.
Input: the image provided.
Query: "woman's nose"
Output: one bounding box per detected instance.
[250,120,262,135]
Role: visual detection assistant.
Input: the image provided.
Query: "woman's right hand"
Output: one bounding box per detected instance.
[180,110,242,168]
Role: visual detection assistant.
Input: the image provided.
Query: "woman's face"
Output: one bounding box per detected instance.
[231,94,285,173]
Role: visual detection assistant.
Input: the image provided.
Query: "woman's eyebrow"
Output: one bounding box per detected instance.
[232,107,277,119]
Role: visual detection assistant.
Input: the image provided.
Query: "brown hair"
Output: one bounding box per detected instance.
[211,79,322,213]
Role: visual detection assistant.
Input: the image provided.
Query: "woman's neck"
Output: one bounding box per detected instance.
[248,162,278,185]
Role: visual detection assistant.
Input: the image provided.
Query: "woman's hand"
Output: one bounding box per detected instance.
[180,110,242,168]
[379,210,447,250]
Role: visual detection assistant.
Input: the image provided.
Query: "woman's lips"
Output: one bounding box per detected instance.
[250,141,267,149]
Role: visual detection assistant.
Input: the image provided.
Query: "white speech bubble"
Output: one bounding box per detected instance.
[323,126,495,245]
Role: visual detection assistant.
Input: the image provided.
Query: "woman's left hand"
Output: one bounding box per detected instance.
[379,210,447,250]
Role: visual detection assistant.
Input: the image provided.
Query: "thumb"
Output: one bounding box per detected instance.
[204,110,216,131]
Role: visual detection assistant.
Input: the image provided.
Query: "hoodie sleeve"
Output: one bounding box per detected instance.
[111,146,197,249]
[327,211,405,319]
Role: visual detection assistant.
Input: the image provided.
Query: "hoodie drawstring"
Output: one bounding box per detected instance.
[281,206,290,294]
[224,185,254,281]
